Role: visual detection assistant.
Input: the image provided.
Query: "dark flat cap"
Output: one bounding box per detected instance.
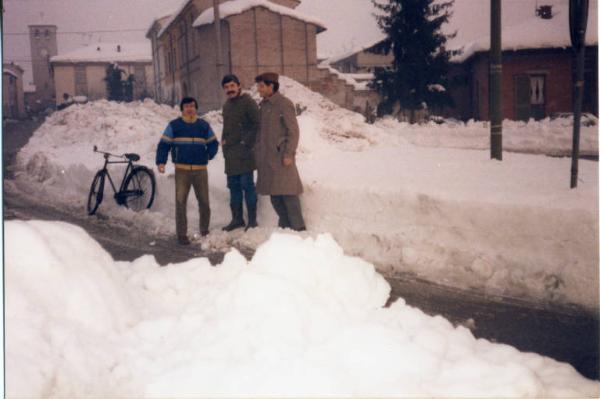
[255,72,279,83]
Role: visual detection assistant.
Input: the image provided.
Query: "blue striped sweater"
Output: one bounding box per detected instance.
[156,117,219,170]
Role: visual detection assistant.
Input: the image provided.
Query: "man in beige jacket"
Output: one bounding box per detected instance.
[254,72,306,231]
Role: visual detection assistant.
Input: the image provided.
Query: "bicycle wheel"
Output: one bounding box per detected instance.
[87,170,106,215]
[122,167,156,211]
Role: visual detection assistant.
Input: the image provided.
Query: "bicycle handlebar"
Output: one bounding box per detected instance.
[93,145,126,159]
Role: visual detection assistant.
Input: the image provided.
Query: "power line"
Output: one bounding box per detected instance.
[4,28,148,36]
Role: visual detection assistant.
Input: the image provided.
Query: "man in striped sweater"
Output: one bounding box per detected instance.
[156,97,219,245]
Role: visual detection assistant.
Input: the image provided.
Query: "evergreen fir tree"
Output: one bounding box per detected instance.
[123,74,135,102]
[371,0,457,122]
[104,63,125,101]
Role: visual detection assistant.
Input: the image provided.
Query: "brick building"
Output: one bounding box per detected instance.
[446,5,598,121]
[146,0,326,113]
[448,46,598,121]
[3,63,27,119]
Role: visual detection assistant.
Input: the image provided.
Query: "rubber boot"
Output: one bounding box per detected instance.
[245,202,258,231]
[222,203,245,231]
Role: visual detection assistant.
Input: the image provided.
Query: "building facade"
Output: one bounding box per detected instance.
[328,40,392,74]
[147,0,324,113]
[3,63,27,119]
[446,46,598,121]
[50,43,154,105]
[445,5,598,121]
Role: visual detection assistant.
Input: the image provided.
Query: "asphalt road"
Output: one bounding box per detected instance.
[3,117,599,381]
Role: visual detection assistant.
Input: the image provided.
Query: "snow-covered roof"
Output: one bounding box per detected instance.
[193,0,326,32]
[146,12,174,38]
[453,2,598,62]
[3,68,22,78]
[50,42,152,64]
[325,36,386,66]
[317,64,373,91]
[3,62,25,76]
[321,1,598,66]
[157,0,194,38]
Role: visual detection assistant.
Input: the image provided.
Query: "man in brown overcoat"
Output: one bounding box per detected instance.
[254,72,306,231]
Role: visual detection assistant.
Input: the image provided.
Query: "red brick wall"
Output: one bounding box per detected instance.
[469,49,574,120]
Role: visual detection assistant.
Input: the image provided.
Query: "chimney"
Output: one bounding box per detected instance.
[117,45,121,52]
[536,5,553,19]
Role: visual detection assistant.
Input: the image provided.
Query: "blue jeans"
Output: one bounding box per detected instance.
[227,172,257,209]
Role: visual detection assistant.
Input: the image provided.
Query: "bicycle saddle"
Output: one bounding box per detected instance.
[125,153,140,161]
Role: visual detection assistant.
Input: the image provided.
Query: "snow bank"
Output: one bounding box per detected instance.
[5,221,138,398]
[376,115,599,156]
[14,77,598,310]
[5,220,599,397]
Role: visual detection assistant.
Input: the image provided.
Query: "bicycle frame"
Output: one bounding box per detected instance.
[96,150,135,203]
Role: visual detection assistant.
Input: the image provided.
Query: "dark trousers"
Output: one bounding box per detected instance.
[227,172,257,210]
[270,195,305,231]
[175,169,210,237]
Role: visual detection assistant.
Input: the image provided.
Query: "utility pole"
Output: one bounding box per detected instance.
[214,0,224,105]
[489,0,503,160]
[569,0,589,188]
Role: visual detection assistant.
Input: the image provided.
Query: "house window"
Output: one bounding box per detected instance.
[75,65,87,96]
[514,74,546,121]
[134,65,146,96]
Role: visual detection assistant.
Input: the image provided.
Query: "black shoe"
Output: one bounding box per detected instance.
[201,230,209,237]
[244,221,258,231]
[178,236,191,245]
[222,220,245,232]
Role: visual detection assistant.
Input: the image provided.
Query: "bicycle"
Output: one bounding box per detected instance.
[87,145,156,215]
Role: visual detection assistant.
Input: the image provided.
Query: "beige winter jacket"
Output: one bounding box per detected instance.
[255,92,303,195]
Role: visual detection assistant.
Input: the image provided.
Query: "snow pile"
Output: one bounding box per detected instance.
[5,221,138,398]
[377,115,599,156]
[14,76,599,310]
[5,220,599,398]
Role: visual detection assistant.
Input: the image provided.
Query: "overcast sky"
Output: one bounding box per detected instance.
[2,0,595,86]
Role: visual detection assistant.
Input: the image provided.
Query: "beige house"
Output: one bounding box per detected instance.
[308,40,392,115]
[146,0,326,112]
[328,39,392,74]
[3,63,27,119]
[50,43,154,105]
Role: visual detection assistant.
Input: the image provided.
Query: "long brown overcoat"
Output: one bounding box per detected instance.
[255,92,303,195]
